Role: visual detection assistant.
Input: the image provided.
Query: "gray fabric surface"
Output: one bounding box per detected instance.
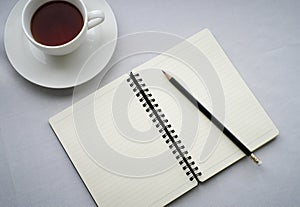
[1,0,299,206]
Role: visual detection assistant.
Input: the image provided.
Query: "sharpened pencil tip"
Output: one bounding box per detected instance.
[250,153,262,165]
[162,70,172,80]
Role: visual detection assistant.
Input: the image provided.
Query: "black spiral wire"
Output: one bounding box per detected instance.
[127,72,201,182]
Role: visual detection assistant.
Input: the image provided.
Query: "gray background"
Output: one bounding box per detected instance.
[1,0,299,206]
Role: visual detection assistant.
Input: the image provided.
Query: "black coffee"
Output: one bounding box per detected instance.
[31,1,84,46]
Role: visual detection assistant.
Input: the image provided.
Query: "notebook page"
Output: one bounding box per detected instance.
[49,74,197,207]
[132,29,279,181]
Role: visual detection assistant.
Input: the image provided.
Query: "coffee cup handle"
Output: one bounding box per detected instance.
[87,10,105,30]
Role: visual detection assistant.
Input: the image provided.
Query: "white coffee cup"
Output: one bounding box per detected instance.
[22,0,105,56]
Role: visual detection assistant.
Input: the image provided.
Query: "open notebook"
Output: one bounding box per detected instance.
[49,29,279,206]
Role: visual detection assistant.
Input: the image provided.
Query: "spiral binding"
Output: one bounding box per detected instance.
[127,72,202,182]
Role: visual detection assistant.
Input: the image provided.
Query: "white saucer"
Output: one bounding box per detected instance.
[4,0,118,89]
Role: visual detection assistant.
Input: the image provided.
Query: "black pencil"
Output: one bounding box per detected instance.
[162,70,262,165]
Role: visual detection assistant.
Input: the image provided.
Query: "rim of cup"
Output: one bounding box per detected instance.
[22,0,88,49]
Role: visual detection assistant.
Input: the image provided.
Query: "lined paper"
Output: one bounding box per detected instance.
[49,29,279,207]
[49,75,197,207]
[133,29,279,181]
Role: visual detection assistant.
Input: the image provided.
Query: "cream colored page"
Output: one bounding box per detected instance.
[49,75,196,207]
[132,29,279,181]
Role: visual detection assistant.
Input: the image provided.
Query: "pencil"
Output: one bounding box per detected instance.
[162,70,262,165]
